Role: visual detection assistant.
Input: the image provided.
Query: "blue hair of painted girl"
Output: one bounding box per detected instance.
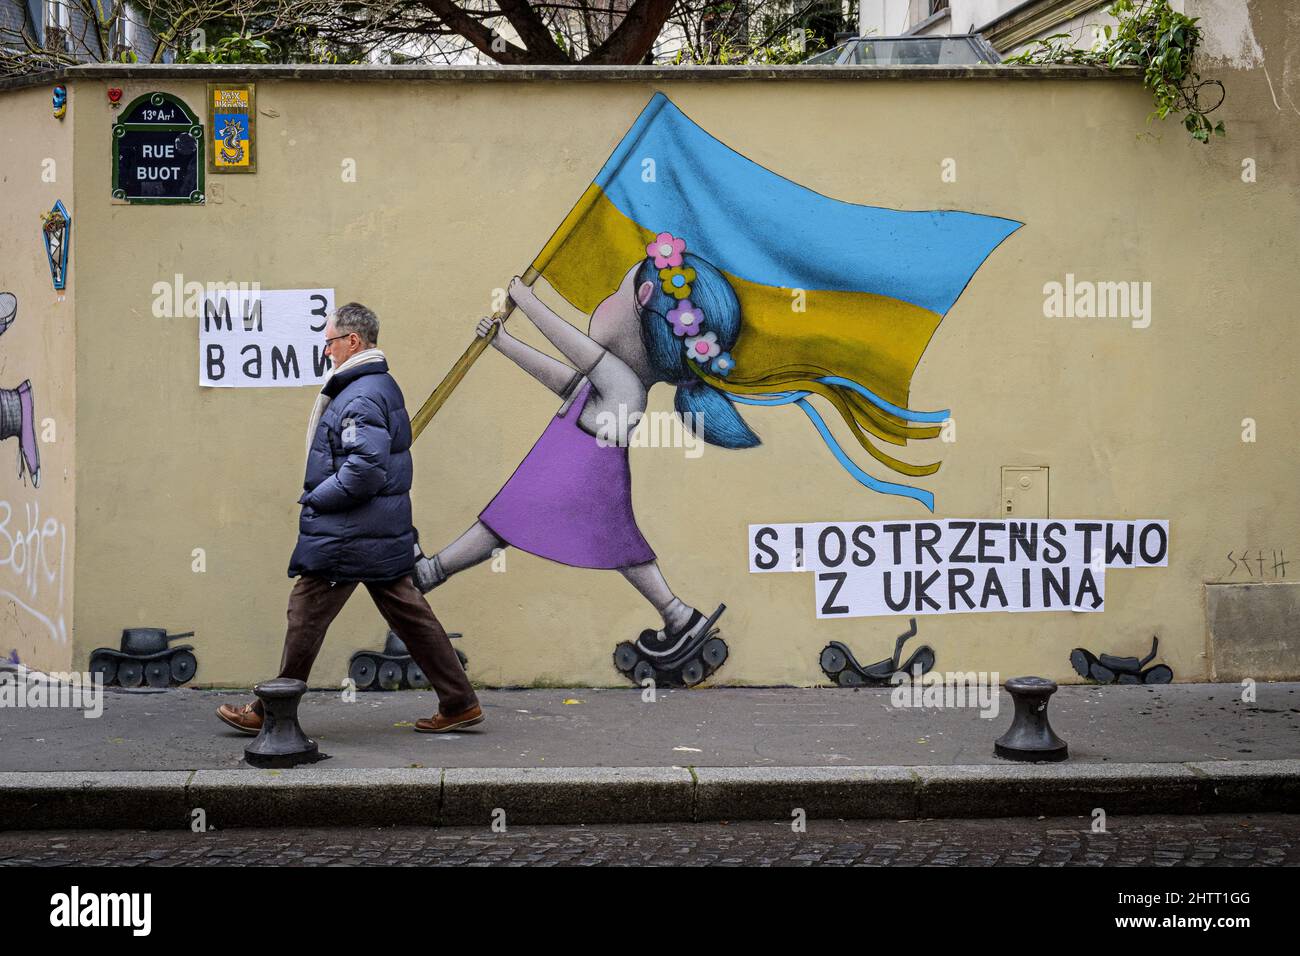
[634,253,760,449]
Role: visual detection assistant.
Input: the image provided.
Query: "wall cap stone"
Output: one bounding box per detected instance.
[0,62,1141,95]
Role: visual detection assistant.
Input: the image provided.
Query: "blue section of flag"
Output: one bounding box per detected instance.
[595,93,1022,316]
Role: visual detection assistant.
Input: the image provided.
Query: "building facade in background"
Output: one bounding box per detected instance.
[0,0,165,64]
[861,0,1115,55]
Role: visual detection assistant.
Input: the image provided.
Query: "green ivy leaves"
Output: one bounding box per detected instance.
[1006,0,1226,145]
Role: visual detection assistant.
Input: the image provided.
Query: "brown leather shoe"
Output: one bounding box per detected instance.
[414,703,484,734]
[216,702,263,736]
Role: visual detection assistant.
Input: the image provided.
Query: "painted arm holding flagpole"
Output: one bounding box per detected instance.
[471,311,579,399]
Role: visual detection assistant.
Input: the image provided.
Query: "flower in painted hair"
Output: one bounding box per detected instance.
[685,331,720,363]
[709,351,735,377]
[666,299,703,337]
[647,232,686,269]
[660,266,696,300]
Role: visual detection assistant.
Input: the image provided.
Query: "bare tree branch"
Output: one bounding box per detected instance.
[1,0,844,74]
[495,0,566,59]
[580,0,671,63]
[417,0,530,61]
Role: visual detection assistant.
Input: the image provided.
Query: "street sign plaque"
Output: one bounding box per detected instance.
[112,92,204,205]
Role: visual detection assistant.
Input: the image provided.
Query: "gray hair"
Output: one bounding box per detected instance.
[332,302,379,346]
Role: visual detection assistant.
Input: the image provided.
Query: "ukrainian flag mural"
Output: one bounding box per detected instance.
[533,92,1021,511]
[417,92,1022,687]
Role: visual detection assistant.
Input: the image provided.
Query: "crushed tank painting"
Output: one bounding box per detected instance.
[1071,636,1173,685]
[412,93,1020,687]
[820,618,937,687]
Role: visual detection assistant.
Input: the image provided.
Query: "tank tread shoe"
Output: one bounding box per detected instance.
[613,604,728,688]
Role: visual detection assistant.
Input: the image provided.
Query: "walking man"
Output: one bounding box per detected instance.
[217,303,483,735]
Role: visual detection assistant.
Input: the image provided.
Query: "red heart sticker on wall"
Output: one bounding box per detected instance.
[108,88,122,103]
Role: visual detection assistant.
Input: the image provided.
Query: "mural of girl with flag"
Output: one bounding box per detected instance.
[411,93,1021,686]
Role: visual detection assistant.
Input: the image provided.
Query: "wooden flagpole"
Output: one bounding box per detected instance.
[409,265,539,441]
[408,179,610,443]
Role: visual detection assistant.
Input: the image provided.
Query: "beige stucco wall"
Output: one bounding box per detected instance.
[38,45,1300,688]
[0,84,76,673]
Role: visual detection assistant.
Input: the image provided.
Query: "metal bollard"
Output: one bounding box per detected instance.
[994,676,1068,762]
[244,678,321,768]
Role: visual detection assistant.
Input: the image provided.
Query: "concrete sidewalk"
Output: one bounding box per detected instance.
[2,682,1298,770]
[1,682,1297,827]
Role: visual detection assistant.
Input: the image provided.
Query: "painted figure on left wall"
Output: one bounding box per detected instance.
[0,380,40,488]
[0,293,40,487]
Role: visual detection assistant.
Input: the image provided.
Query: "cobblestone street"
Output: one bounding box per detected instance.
[2,814,1296,867]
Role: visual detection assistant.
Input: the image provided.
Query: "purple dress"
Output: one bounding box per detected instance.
[479,380,656,569]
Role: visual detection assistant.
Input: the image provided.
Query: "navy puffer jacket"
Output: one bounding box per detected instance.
[287,359,417,582]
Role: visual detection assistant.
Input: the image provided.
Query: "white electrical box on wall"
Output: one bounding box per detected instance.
[1001,465,1049,517]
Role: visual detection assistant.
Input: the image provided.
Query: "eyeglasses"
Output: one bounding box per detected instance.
[324,333,353,346]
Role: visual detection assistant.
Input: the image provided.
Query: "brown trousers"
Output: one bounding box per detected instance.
[256,573,477,717]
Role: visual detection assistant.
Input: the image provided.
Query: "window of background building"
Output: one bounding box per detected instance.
[116,2,139,58]
[45,0,71,52]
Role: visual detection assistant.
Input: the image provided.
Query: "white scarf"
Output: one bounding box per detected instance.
[305,347,387,462]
